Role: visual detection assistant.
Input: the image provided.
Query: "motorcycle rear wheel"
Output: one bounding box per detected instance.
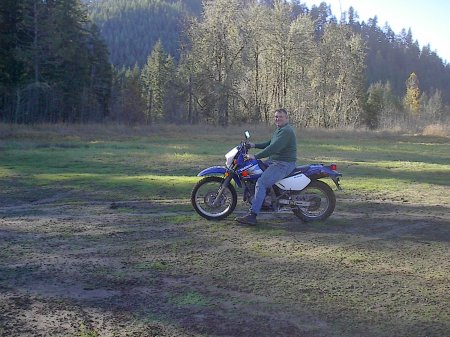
[292,180,336,222]
[191,176,237,220]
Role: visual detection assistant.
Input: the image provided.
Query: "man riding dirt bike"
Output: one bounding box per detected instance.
[191,108,342,225]
[235,108,297,225]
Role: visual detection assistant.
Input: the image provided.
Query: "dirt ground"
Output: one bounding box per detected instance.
[0,190,449,337]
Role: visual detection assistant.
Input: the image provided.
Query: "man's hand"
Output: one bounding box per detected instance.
[245,142,255,150]
[245,154,255,161]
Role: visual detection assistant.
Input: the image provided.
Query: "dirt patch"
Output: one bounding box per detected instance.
[0,193,449,337]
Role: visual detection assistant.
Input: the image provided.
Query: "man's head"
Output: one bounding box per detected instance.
[274,108,289,128]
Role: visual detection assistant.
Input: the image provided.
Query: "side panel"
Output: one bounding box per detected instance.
[275,173,311,191]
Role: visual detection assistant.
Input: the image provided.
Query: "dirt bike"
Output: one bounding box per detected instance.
[191,131,342,222]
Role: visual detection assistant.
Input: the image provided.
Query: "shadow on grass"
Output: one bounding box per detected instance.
[251,199,450,244]
[1,202,449,337]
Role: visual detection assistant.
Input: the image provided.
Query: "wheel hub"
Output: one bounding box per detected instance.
[204,192,225,208]
[308,196,322,211]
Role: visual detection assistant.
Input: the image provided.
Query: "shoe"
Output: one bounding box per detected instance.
[235,212,257,226]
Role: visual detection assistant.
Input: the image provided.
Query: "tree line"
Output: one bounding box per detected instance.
[1,0,449,128]
[107,0,449,128]
[0,0,111,123]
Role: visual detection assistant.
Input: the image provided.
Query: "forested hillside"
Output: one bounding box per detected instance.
[87,0,202,66]
[88,0,450,103]
[352,15,450,105]
[1,0,449,128]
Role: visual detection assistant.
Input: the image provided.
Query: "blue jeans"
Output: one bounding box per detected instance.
[250,160,296,215]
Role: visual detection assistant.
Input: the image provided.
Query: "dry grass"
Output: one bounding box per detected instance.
[0,123,266,141]
[422,123,450,137]
[0,122,419,141]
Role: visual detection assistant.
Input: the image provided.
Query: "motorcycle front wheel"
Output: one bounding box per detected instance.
[292,180,336,222]
[191,176,237,220]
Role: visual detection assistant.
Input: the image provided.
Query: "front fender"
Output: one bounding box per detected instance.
[198,166,227,176]
[197,166,241,188]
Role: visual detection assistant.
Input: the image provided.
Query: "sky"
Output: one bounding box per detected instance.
[301,0,450,63]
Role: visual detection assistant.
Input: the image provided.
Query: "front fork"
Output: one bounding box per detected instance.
[212,172,233,206]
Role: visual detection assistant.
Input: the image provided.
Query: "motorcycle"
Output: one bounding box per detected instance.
[191,131,342,222]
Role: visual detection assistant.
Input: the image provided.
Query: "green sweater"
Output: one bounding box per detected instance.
[254,124,297,162]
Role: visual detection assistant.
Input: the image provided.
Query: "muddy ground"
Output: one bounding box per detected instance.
[0,191,449,337]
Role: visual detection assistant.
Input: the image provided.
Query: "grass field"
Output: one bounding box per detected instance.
[0,123,449,337]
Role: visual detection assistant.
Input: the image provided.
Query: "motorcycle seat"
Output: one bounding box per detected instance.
[258,160,309,177]
[286,165,310,177]
[258,159,311,178]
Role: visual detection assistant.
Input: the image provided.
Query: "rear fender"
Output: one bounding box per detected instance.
[197,166,242,188]
[304,165,342,178]
[303,165,342,190]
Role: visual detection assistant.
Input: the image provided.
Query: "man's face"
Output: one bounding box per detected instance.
[274,111,288,128]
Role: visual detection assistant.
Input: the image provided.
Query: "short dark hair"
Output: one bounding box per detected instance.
[275,108,288,116]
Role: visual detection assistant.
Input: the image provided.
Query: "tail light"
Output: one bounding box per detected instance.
[330,164,337,171]
[241,170,249,177]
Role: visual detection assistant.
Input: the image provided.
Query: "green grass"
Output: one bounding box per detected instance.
[169,291,211,307]
[0,124,449,337]
[1,124,448,206]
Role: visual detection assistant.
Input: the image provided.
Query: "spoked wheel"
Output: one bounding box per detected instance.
[292,180,336,222]
[191,176,237,220]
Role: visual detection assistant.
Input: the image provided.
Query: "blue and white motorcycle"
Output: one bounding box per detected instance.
[191,131,342,222]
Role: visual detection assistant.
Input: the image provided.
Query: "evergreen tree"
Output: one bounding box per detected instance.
[83,23,112,121]
[309,2,335,40]
[140,40,172,123]
[0,0,112,123]
[364,82,384,129]
[122,65,145,124]
[0,0,35,122]
[376,81,404,128]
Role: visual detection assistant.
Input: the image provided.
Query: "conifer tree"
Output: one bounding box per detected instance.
[0,0,28,122]
[0,0,112,123]
[122,65,145,124]
[364,82,384,129]
[140,40,172,123]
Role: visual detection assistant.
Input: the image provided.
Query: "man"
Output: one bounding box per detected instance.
[235,108,297,226]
